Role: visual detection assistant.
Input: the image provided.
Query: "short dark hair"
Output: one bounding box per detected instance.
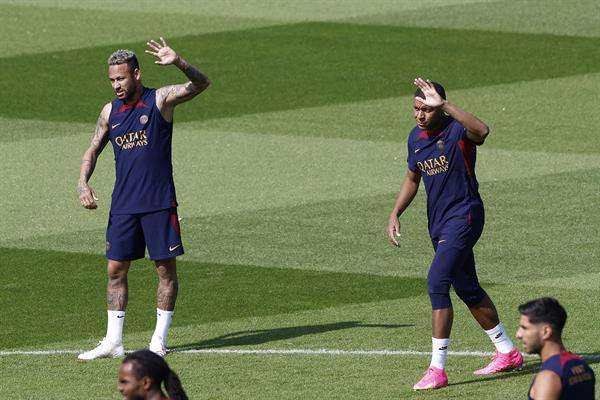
[415,81,446,100]
[107,49,139,72]
[518,297,567,335]
[123,350,188,400]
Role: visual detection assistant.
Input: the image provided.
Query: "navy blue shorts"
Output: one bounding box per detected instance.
[106,207,184,261]
[427,213,486,309]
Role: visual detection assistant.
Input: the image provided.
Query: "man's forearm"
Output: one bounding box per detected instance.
[441,101,489,138]
[174,56,210,91]
[391,178,419,217]
[78,151,97,192]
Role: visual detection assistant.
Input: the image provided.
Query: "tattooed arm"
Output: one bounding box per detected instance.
[77,102,111,210]
[146,37,211,121]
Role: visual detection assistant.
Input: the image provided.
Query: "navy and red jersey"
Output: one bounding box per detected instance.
[108,87,177,214]
[406,117,483,237]
[528,352,595,399]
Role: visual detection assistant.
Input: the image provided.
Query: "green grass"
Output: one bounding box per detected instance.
[3,23,600,125]
[0,247,425,349]
[1,1,600,399]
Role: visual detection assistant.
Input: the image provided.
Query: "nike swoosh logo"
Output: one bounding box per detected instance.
[438,239,446,244]
[414,148,421,153]
[169,244,181,252]
[116,315,124,319]
[111,123,120,129]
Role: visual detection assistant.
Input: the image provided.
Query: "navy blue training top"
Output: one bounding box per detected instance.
[528,352,595,400]
[406,117,484,237]
[108,88,177,214]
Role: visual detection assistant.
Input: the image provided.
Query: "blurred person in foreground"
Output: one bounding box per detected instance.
[517,297,595,400]
[119,349,188,400]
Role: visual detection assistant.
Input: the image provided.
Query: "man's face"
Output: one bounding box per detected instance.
[117,363,149,400]
[108,63,140,102]
[516,315,545,354]
[413,99,442,130]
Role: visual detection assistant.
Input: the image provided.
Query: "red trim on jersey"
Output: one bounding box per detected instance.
[418,130,429,140]
[117,99,149,113]
[559,351,582,367]
[170,210,181,235]
[458,138,474,176]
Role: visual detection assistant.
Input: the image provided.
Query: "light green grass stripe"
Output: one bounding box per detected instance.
[345,0,600,38]
[0,0,491,22]
[0,4,281,57]
[0,129,598,242]
[178,71,600,154]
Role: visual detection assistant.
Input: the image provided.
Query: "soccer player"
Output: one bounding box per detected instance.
[76,37,210,360]
[387,78,522,389]
[517,297,596,399]
[118,349,188,400]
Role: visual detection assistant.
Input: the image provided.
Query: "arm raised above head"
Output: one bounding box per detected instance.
[146,37,211,117]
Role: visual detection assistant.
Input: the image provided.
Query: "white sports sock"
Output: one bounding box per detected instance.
[106,310,125,344]
[151,309,174,346]
[485,323,514,354]
[429,337,450,370]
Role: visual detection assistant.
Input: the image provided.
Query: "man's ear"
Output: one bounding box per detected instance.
[541,324,554,341]
[134,68,141,81]
[141,376,152,390]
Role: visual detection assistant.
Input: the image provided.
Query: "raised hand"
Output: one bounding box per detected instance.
[145,37,178,66]
[414,77,444,108]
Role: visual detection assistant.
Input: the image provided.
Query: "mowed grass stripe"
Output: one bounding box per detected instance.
[347,0,600,38]
[8,165,598,287]
[3,23,600,125]
[5,70,600,158]
[0,247,425,349]
[1,128,599,242]
[0,4,281,58]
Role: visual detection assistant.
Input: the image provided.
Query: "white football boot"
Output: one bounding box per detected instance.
[149,338,168,357]
[77,338,124,361]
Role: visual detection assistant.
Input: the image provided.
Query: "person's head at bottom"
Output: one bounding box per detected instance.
[516,297,567,355]
[118,350,188,400]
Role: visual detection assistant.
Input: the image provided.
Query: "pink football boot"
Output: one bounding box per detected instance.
[474,348,523,375]
[413,366,448,390]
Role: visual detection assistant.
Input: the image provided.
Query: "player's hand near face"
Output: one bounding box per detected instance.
[414,77,445,108]
[145,37,178,66]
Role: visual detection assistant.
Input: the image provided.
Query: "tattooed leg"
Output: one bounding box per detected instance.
[107,259,130,311]
[155,258,178,311]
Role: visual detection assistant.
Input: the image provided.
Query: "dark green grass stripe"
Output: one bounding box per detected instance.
[1,247,424,349]
[2,23,600,126]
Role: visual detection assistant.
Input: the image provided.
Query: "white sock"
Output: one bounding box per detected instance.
[151,309,173,346]
[485,323,514,354]
[106,310,125,344]
[430,337,450,370]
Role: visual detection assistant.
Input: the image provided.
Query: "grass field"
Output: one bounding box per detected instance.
[1,1,599,398]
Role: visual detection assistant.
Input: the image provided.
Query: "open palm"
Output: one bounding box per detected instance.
[414,77,444,108]
[145,37,178,66]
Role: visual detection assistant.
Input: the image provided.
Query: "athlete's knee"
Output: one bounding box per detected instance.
[107,260,129,283]
[428,280,452,310]
[155,258,177,282]
[455,286,487,307]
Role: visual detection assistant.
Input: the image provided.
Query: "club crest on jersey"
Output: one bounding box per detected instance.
[436,140,444,152]
[140,115,148,125]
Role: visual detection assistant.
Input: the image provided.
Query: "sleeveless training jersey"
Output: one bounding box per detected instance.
[108,88,177,214]
[528,352,595,399]
[406,117,483,237]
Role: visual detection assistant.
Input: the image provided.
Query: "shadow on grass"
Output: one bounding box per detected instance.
[450,352,600,387]
[172,321,413,350]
